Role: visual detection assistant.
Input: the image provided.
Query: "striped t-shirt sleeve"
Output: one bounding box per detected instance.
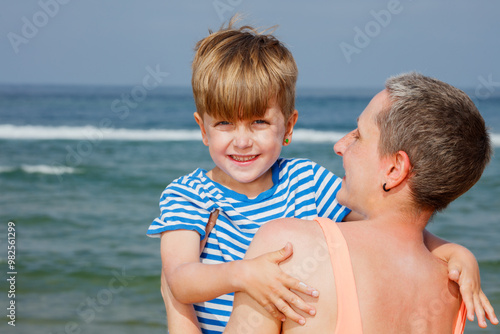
[147,180,211,238]
[311,162,350,221]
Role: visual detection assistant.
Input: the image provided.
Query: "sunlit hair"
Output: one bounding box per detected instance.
[191,15,298,122]
[378,72,492,212]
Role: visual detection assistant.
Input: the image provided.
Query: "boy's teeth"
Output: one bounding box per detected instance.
[232,155,256,162]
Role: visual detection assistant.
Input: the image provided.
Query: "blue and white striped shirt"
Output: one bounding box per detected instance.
[148,158,349,334]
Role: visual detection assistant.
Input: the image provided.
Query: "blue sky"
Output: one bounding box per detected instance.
[1,0,499,90]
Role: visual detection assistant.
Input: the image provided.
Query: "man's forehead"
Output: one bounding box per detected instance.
[357,89,390,130]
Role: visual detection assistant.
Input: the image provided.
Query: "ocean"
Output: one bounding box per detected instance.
[0,84,499,333]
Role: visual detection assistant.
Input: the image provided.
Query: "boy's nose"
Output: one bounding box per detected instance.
[233,128,252,149]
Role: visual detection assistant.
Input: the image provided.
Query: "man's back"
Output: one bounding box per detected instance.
[338,220,462,333]
[244,218,463,333]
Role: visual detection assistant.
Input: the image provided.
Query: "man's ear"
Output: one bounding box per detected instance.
[384,150,411,191]
[194,112,209,146]
[284,110,299,144]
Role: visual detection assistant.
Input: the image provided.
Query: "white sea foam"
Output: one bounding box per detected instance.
[21,164,77,175]
[0,166,16,173]
[0,164,78,175]
[292,129,345,143]
[1,124,499,147]
[491,133,500,147]
[0,124,202,141]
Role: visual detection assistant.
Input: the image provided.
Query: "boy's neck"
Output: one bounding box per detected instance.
[206,167,274,199]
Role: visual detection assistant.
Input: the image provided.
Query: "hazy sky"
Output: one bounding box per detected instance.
[1,0,499,90]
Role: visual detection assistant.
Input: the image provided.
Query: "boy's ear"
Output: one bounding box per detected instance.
[194,112,209,146]
[285,110,299,142]
[383,150,411,191]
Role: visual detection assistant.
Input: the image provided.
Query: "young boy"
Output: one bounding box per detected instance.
[148,18,494,334]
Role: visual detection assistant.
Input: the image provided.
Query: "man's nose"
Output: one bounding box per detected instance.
[334,132,352,156]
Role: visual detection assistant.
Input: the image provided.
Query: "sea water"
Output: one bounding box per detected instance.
[0,84,499,333]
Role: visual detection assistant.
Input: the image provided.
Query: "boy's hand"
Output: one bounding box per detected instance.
[448,260,499,328]
[237,243,319,326]
[424,231,498,328]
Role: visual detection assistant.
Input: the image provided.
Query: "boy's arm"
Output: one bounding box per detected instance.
[161,229,318,325]
[160,270,201,334]
[423,230,498,328]
[158,212,217,334]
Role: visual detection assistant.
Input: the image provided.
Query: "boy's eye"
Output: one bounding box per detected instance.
[215,121,231,126]
[253,120,268,125]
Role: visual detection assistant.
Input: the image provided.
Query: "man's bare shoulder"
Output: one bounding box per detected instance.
[258,218,323,241]
[246,218,325,259]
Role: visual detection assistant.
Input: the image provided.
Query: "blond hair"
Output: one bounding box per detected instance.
[191,16,298,122]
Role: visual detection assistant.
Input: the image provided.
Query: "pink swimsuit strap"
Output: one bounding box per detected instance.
[315,217,466,334]
[453,301,466,334]
[315,217,363,334]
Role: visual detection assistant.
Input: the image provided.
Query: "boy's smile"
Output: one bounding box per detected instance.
[230,155,258,163]
[194,101,297,198]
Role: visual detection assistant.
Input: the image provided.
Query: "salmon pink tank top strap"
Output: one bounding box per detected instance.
[453,302,466,334]
[315,217,363,334]
[315,217,467,334]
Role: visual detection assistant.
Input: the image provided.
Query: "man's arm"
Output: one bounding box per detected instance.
[423,230,498,328]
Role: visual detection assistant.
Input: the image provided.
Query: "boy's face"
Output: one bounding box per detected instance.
[194,101,298,197]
